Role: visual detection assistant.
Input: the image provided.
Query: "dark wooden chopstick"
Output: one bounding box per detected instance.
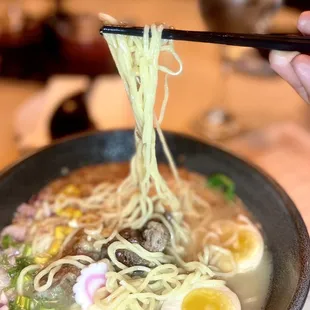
[100,26,310,53]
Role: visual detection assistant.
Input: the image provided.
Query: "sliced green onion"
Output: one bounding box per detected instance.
[15,296,32,310]
[29,299,40,310]
[22,245,32,257]
[9,297,44,310]
[8,266,19,279]
[16,257,33,268]
[9,300,16,310]
[31,299,56,310]
[32,299,56,310]
[2,235,15,249]
[207,173,236,201]
[23,274,32,284]
[8,257,34,287]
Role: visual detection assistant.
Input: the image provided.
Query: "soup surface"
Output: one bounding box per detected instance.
[0,163,272,309]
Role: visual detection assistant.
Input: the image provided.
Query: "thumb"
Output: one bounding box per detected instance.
[270,51,310,103]
[298,11,310,35]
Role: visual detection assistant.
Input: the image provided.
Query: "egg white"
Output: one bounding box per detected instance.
[161,284,241,310]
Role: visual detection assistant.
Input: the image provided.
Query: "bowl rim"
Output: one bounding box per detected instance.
[1,129,310,309]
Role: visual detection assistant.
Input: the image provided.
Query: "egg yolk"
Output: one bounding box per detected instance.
[213,222,237,246]
[182,288,234,310]
[228,229,258,261]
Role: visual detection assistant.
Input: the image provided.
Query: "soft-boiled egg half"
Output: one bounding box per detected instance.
[161,284,241,310]
[207,218,264,273]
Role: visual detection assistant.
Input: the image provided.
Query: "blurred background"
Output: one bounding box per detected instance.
[1,0,310,217]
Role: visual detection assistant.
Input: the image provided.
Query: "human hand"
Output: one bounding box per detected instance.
[269,11,310,103]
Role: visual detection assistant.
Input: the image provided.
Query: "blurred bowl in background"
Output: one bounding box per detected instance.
[54,13,116,77]
[0,6,46,79]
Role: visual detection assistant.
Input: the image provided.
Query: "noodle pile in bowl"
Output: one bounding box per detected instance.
[0,15,267,310]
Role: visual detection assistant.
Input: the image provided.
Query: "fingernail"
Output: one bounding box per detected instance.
[292,57,310,103]
[298,88,310,104]
[294,59,310,81]
[298,12,310,34]
[269,51,300,66]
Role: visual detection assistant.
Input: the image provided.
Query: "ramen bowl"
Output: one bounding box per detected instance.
[0,130,309,309]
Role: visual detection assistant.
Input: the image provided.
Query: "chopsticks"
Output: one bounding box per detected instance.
[100,26,310,53]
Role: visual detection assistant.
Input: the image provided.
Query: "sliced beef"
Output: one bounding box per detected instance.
[100,228,151,267]
[118,222,170,253]
[54,265,80,283]
[131,270,147,278]
[100,228,141,259]
[100,228,140,262]
[141,221,170,252]
[100,243,110,260]
[119,228,141,244]
[115,250,154,268]
[61,229,100,261]
[100,221,170,268]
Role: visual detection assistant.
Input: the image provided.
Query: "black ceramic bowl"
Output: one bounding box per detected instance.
[0,130,309,309]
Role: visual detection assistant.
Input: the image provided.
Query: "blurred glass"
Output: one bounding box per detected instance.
[195,0,283,142]
[199,0,283,74]
[200,0,283,33]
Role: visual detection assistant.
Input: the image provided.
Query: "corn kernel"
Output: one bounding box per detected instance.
[49,239,63,256]
[73,209,82,218]
[56,208,67,217]
[55,226,65,239]
[54,226,73,239]
[56,207,82,219]
[61,184,80,197]
[35,254,51,265]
